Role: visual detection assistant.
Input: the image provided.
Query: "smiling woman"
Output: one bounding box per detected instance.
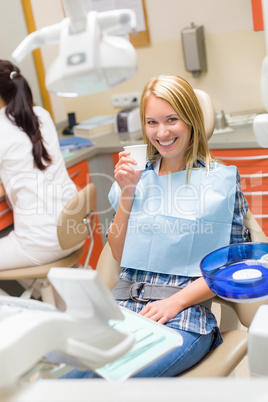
[62,74,251,380]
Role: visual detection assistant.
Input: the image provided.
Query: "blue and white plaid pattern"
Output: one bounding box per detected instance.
[108,159,249,348]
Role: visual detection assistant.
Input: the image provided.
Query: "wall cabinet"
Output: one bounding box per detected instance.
[113,153,119,167]
[0,197,13,231]
[67,160,103,269]
[210,148,268,235]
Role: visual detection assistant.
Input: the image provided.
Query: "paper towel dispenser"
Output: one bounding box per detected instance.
[181,23,207,78]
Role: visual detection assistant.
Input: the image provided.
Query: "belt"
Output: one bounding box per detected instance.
[112,279,213,309]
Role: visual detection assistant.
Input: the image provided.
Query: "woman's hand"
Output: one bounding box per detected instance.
[108,151,143,262]
[139,297,183,325]
[139,277,215,325]
[114,151,142,194]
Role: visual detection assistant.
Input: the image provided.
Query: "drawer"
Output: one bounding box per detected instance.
[0,198,13,230]
[67,160,90,190]
[255,217,268,235]
[240,174,268,192]
[210,149,268,175]
[244,192,268,215]
[113,153,119,166]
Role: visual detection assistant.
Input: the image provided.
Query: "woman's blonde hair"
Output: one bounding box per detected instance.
[140,74,213,178]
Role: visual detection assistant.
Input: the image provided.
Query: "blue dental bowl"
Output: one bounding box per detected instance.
[200,242,268,301]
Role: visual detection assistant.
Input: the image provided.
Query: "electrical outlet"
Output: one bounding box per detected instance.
[111,92,141,108]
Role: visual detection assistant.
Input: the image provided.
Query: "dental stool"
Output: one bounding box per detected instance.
[0,183,97,305]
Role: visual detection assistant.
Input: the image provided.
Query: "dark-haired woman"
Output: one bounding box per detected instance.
[0,60,81,270]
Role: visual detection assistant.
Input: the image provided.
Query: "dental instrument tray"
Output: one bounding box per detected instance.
[200,242,268,301]
[0,268,182,388]
[59,136,94,151]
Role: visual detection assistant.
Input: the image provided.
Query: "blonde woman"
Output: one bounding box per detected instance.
[64,75,250,378]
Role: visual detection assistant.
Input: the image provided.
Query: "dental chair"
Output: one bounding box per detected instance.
[0,183,97,304]
[96,216,268,378]
[96,89,268,377]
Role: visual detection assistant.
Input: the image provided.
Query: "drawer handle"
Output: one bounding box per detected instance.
[215,155,268,161]
[244,191,268,195]
[0,207,11,216]
[252,214,268,219]
[69,169,81,180]
[240,173,268,178]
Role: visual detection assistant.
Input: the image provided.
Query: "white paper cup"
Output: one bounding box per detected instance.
[123,144,148,171]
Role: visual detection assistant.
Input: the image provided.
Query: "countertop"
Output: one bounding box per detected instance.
[208,123,260,150]
[62,122,261,168]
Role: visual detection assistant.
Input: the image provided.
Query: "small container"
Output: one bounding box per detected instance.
[123,144,148,171]
[215,110,228,130]
[200,242,268,301]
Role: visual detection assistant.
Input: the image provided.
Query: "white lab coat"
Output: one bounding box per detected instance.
[0,106,81,269]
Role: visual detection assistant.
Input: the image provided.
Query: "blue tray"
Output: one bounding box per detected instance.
[59,137,94,151]
[200,242,268,301]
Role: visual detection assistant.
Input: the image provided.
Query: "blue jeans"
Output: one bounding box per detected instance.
[61,329,214,379]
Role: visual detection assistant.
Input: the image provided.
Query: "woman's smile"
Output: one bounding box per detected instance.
[157,138,177,147]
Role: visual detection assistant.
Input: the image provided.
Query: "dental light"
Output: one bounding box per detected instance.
[253,0,268,146]
[12,0,137,97]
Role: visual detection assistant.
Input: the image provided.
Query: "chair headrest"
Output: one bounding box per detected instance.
[194,89,215,140]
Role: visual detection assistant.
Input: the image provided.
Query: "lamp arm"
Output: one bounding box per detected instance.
[97,9,137,35]
[12,22,62,64]
[62,0,87,34]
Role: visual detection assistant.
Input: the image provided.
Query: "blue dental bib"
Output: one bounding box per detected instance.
[108,165,237,277]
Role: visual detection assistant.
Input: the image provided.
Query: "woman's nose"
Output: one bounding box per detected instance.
[158,124,170,137]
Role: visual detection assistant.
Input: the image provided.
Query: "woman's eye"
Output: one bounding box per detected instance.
[146,120,157,125]
[168,117,178,123]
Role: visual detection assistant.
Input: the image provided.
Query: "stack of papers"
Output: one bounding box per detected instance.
[74,115,115,138]
[96,307,183,381]
[59,137,94,157]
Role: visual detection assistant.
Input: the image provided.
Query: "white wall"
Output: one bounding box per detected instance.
[30,0,66,123]
[0,0,42,107]
[62,0,266,123]
[7,0,266,124]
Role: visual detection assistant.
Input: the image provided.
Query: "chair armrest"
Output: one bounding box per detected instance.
[96,242,122,290]
[244,209,268,242]
[180,330,248,377]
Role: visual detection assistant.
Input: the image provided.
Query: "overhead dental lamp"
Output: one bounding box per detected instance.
[12,0,138,96]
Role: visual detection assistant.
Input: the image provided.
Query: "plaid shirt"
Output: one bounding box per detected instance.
[108,159,249,348]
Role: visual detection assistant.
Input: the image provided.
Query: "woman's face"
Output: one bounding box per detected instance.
[144,95,192,166]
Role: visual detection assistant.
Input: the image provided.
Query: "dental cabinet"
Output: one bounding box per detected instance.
[210,148,268,235]
[0,196,13,232]
[66,160,103,269]
[209,122,268,236]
